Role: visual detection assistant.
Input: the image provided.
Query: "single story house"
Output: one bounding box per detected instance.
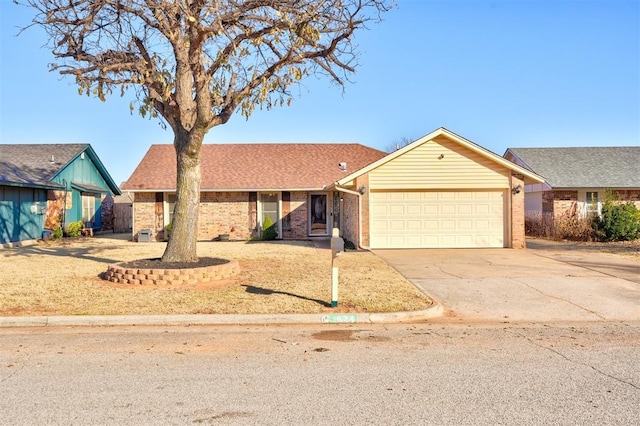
[123,128,543,249]
[504,147,640,220]
[0,144,121,246]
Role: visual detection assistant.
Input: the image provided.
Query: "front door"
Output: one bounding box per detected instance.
[309,193,329,235]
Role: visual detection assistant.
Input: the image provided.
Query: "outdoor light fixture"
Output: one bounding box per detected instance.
[512,184,522,195]
[438,154,445,160]
[358,185,366,194]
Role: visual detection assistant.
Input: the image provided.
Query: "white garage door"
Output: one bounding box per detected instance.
[370,191,505,249]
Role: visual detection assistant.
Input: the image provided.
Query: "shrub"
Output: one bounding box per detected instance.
[525,209,596,241]
[52,225,63,240]
[343,239,357,251]
[553,211,597,241]
[67,220,84,237]
[164,223,172,241]
[262,215,277,240]
[525,213,554,238]
[594,197,640,241]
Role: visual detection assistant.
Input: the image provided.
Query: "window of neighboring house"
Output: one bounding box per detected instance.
[586,191,599,215]
[82,194,96,223]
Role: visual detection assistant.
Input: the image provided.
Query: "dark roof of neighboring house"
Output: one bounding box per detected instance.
[505,147,640,188]
[122,143,387,191]
[0,144,121,194]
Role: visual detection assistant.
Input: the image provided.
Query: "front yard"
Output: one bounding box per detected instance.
[0,234,433,316]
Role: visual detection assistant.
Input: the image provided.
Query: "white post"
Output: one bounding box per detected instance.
[331,262,339,308]
[330,227,343,308]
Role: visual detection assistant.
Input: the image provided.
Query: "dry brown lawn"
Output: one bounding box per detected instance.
[0,234,432,316]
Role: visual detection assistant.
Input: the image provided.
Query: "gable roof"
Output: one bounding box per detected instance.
[333,127,545,187]
[0,143,121,194]
[122,143,387,191]
[505,147,640,188]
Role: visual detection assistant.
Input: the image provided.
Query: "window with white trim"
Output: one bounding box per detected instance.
[586,191,599,215]
[167,193,176,225]
[82,194,96,222]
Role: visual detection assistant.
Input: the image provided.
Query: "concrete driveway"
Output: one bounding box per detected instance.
[375,243,640,322]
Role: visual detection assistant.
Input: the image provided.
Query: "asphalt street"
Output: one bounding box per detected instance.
[1,322,638,425]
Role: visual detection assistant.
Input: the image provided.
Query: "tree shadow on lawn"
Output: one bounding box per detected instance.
[242,285,331,307]
[1,244,122,265]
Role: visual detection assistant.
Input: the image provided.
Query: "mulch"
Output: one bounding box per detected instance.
[117,257,229,270]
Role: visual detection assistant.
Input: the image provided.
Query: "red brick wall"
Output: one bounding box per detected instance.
[100,194,114,231]
[283,191,308,239]
[133,190,313,241]
[542,190,554,214]
[199,192,252,240]
[132,192,158,240]
[45,190,65,229]
[356,174,370,248]
[510,175,525,248]
[340,192,359,247]
[549,190,578,218]
[611,190,640,208]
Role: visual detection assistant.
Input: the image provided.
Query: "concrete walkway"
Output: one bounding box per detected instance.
[375,244,640,323]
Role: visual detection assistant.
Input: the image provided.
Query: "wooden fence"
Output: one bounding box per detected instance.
[113,203,133,233]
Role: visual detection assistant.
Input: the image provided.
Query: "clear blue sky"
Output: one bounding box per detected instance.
[1,0,638,186]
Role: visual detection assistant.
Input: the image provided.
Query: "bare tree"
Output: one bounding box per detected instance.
[20,0,393,262]
[384,136,413,153]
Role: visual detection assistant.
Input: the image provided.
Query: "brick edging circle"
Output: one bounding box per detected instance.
[103,259,240,285]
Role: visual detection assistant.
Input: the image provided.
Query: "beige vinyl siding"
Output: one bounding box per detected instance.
[369,136,510,190]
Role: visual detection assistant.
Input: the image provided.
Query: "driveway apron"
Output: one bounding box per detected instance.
[374,247,640,322]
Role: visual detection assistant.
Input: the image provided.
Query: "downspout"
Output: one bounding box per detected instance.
[130,193,135,242]
[333,185,369,250]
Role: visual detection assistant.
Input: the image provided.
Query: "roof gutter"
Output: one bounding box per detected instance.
[332,185,369,251]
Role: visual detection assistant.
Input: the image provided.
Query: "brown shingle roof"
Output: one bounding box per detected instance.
[122,143,387,191]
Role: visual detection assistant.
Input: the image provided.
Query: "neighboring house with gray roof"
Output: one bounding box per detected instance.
[0,144,121,246]
[504,147,640,221]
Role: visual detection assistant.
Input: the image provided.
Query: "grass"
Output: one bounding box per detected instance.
[0,234,433,316]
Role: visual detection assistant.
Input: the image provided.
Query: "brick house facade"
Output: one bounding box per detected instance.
[132,190,316,242]
[124,129,541,249]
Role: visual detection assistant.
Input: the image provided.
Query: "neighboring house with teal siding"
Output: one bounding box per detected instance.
[0,144,121,246]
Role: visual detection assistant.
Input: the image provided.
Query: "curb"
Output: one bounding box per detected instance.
[0,304,444,328]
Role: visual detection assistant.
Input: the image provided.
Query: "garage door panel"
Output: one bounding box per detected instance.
[389,220,405,231]
[370,191,505,249]
[423,220,438,230]
[440,204,456,215]
[371,204,389,215]
[405,235,422,246]
[458,219,473,230]
[389,205,405,215]
[406,220,422,230]
[458,203,473,214]
[423,205,438,215]
[406,205,422,215]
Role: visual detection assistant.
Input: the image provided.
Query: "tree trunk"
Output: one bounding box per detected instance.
[161,130,204,263]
